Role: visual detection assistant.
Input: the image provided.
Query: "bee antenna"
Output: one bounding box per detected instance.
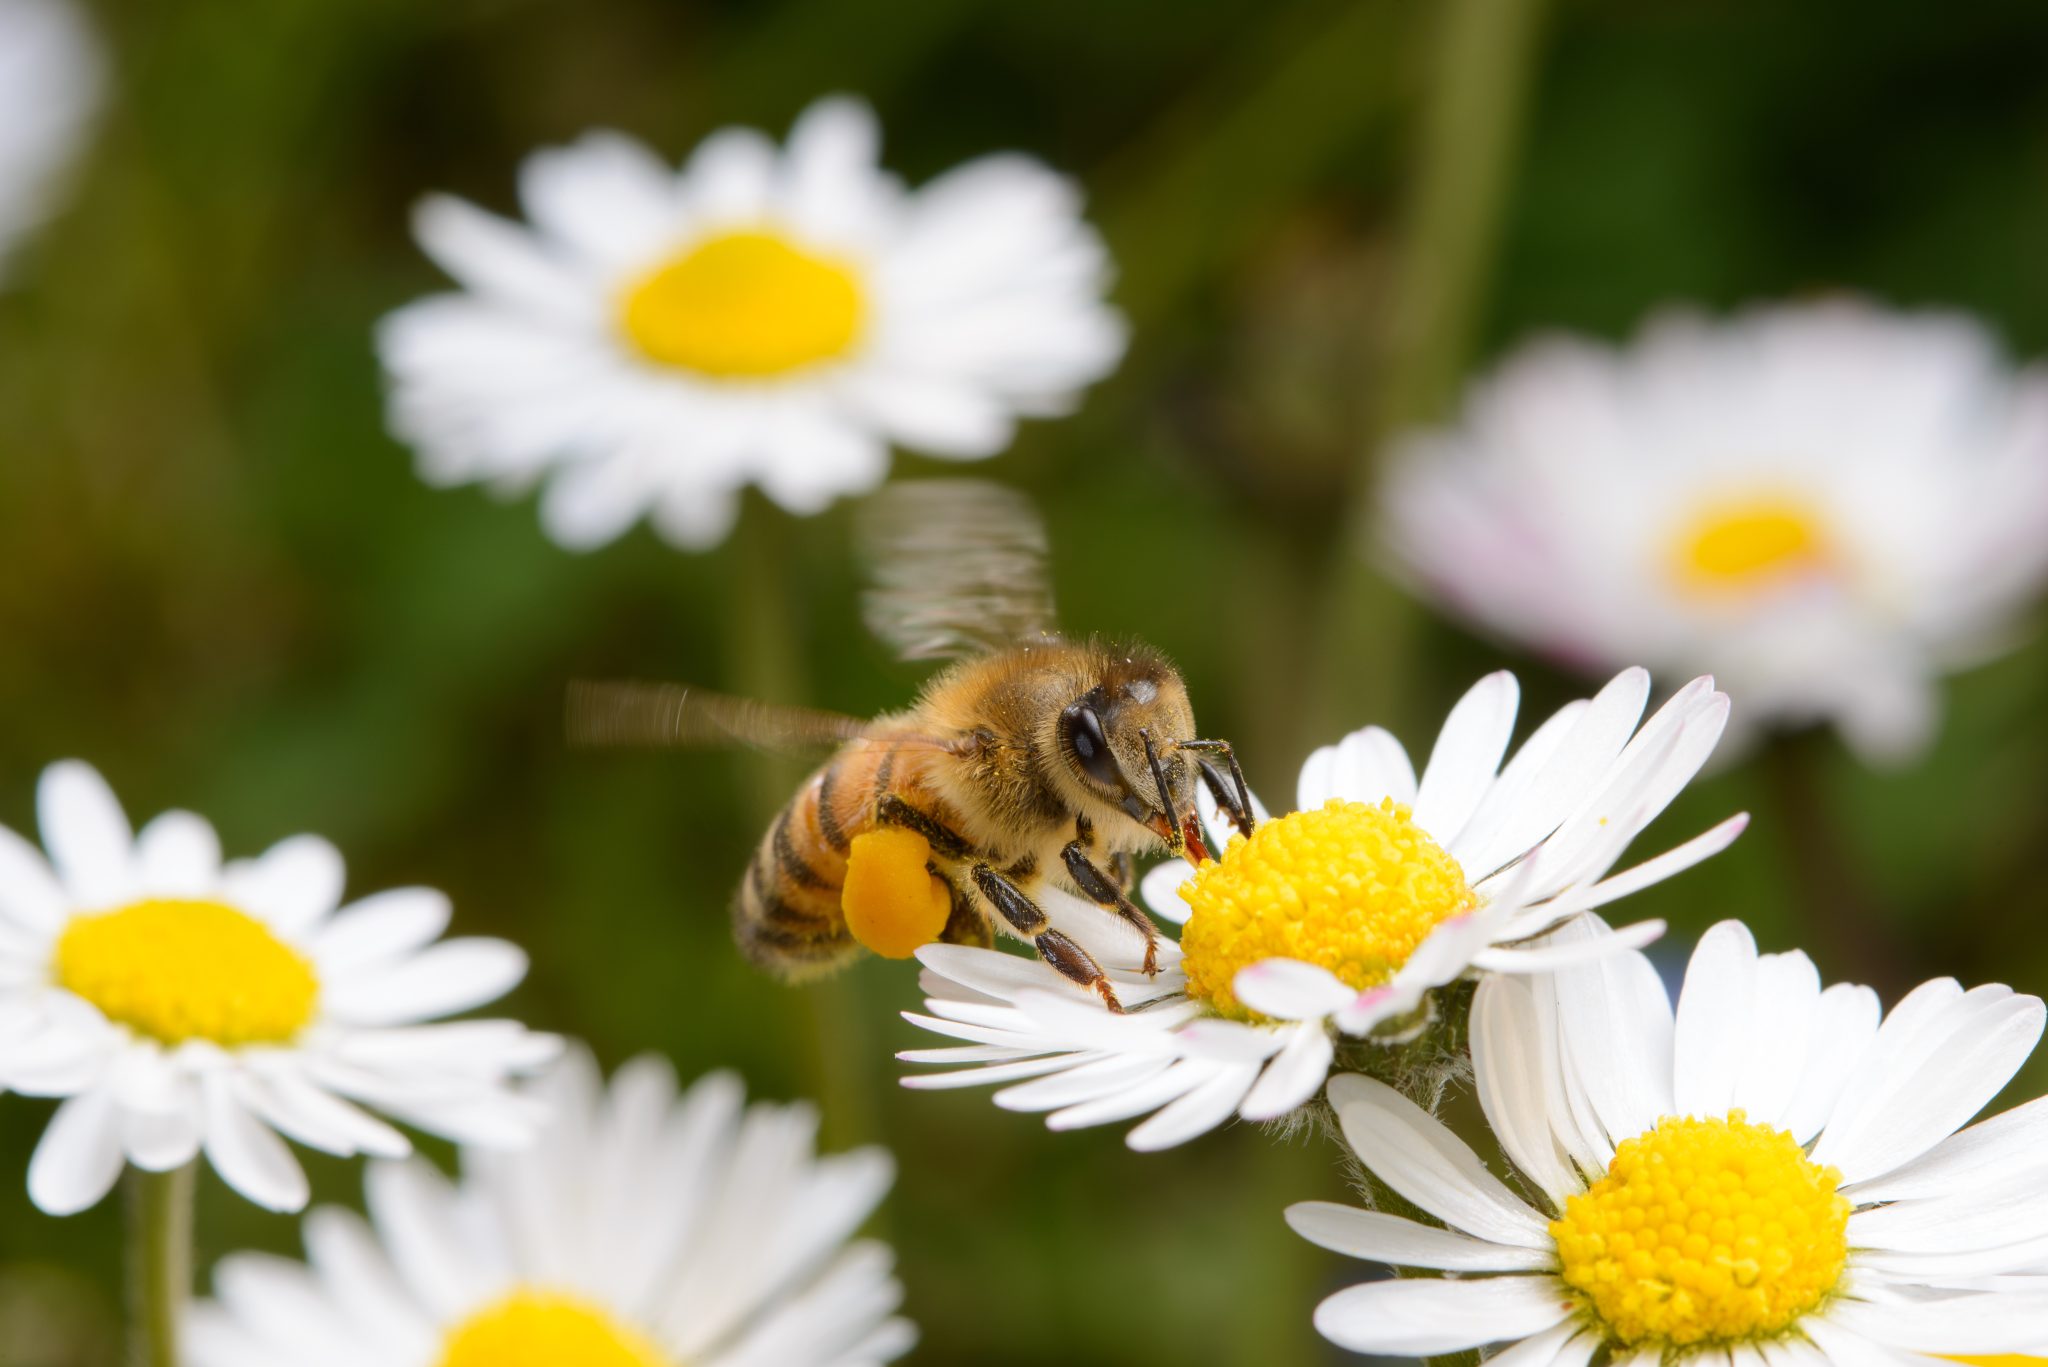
[1139,728,1180,848]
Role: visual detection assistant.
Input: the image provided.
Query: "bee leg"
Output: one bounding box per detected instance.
[937,876,993,949]
[970,864,1123,1013]
[1060,841,1162,977]
[1111,851,1135,892]
[1185,739,1256,838]
[875,793,975,860]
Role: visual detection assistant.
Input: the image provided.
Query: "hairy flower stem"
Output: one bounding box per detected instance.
[127,1162,194,1367]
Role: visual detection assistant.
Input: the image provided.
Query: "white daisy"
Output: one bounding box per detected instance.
[1292,919,2048,1362]
[379,95,1125,551]
[1382,300,2048,762]
[0,760,560,1215]
[188,1048,915,1367]
[900,667,1747,1150]
[0,0,102,278]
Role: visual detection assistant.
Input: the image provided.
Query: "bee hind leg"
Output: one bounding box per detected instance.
[1060,841,1162,977]
[970,863,1123,1013]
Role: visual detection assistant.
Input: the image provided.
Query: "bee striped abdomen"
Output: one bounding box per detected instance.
[732,744,896,978]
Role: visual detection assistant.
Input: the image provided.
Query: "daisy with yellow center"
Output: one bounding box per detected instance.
[188,1050,917,1367]
[379,96,1125,552]
[1382,299,2048,764]
[1291,920,2048,1363]
[900,667,1747,1151]
[0,760,558,1215]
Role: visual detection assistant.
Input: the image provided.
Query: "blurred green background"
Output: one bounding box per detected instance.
[3,0,2048,1362]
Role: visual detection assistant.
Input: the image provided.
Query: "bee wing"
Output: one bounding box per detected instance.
[566,681,878,756]
[858,479,1059,661]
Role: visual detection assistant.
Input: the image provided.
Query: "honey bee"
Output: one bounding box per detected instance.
[568,481,1253,1010]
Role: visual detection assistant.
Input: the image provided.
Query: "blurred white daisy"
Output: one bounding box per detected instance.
[1292,920,2048,1362]
[380,95,1125,551]
[0,0,101,278]
[900,667,1746,1150]
[0,760,559,1215]
[189,1048,915,1367]
[1383,300,2048,763]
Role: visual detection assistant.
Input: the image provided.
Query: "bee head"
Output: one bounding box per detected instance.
[1055,649,1205,861]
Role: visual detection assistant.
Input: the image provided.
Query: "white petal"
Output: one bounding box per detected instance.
[1138,861,1193,924]
[1231,959,1356,1021]
[1552,938,1674,1156]
[1673,920,1760,1118]
[411,194,594,321]
[1326,1073,1552,1248]
[1455,667,1649,881]
[223,835,346,939]
[1781,981,1882,1144]
[1812,982,2045,1182]
[1286,1201,1552,1271]
[39,759,135,908]
[309,888,453,973]
[28,1085,125,1215]
[1307,725,1417,809]
[1412,670,1519,844]
[201,1074,309,1212]
[1125,1061,1258,1150]
[1827,1292,2048,1354]
[1239,1022,1334,1120]
[133,811,222,895]
[1473,974,1579,1208]
[0,823,68,931]
[321,938,528,1025]
[1312,1274,1572,1355]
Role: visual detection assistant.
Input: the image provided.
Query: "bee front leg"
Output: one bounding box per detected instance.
[1060,838,1162,977]
[969,864,1123,1013]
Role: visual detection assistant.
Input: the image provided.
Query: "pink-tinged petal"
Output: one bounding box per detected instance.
[1231,958,1356,1021]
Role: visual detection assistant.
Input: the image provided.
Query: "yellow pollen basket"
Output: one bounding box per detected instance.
[437,1291,670,1367]
[1673,496,1829,594]
[842,827,952,960]
[1552,1111,1850,1348]
[55,898,319,1047]
[619,230,865,378]
[1175,799,1477,1022]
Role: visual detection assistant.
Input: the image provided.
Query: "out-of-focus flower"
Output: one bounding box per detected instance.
[188,1049,916,1367]
[0,761,558,1214]
[380,96,1125,551]
[1383,300,2048,763]
[1293,920,2048,1362]
[0,0,102,278]
[899,668,1745,1150]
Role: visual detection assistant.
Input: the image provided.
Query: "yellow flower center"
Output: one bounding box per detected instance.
[1175,799,1477,1022]
[438,1292,671,1367]
[618,230,865,378]
[55,899,319,1047]
[1945,1359,2048,1365]
[1672,496,1830,594]
[1552,1112,1850,1348]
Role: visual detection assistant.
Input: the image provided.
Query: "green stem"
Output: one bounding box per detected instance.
[725,500,882,1156]
[127,1163,194,1367]
[1304,0,1551,748]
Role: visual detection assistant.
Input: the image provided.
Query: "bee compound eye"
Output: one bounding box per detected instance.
[1061,703,1121,788]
